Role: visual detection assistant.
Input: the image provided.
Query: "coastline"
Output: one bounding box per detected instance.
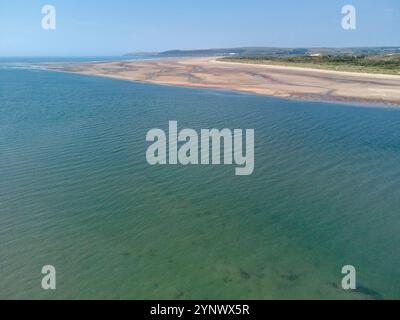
[43,57,400,106]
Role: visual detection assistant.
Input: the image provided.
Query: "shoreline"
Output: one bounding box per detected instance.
[44,68,400,110]
[43,57,400,107]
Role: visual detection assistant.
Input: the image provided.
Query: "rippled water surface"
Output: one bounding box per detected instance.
[1,68,400,299]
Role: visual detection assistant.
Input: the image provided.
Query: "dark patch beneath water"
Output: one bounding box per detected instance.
[281,272,300,282]
[357,285,384,300]
[329,282,384,300]
[240,269,251,279]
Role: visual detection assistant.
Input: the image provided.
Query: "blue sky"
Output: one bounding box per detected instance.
[0,0,399,56]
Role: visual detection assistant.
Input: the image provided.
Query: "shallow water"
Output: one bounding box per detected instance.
[0,68,399,299]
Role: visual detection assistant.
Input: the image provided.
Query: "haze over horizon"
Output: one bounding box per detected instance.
[0,0,399,57]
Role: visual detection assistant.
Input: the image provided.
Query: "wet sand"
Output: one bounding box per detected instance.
[45,57,400,106]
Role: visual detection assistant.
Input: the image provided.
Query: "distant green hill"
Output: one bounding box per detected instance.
[157,47,309,57]
[125,47,400,58]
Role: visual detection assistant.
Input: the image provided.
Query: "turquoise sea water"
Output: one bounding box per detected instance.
[1,66,400,299]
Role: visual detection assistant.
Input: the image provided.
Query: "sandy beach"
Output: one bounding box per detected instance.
[46,57,400,106]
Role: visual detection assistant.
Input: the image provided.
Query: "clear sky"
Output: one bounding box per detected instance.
[0,0,399,56]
